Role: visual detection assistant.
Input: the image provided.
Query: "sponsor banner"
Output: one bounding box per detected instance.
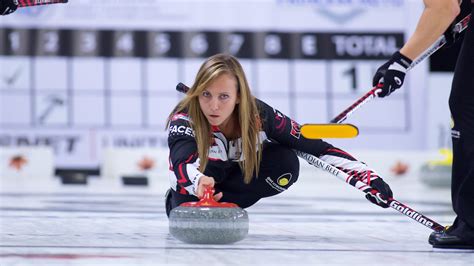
[0,0,410,31]
[101,147,168,181]
[0,129,167,168]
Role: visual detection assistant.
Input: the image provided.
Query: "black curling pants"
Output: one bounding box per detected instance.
[168,142,300,211]
[447,5,474,244]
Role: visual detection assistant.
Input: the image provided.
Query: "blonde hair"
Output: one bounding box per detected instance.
[167,53,262,184]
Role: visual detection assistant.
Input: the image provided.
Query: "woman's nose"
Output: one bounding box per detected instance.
[210,98,219,111]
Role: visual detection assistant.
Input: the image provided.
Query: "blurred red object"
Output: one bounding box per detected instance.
[390,161,409,176]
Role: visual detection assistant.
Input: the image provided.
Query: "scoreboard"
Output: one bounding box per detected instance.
[0,0,428,168]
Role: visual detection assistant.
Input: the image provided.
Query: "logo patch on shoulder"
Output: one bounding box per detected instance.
[171,113,190,122]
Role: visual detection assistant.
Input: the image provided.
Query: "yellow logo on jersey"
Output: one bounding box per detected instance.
[277,173,292,186]
[278,178,289,186]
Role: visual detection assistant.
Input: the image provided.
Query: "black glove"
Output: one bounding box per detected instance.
[365,177,393,208]
[1,0,18,16]
[372,51,412,98]
[443,22,462,48]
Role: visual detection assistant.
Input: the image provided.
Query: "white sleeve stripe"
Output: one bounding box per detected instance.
[319,154,380,183]
[320,154,369,172]
[183,160,204,196]
[169,158,204,196]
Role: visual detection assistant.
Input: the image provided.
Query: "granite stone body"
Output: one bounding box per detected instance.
[169,206,249,244]
[420,164,452,187]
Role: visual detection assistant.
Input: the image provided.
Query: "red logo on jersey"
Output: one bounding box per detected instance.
[274,109,286,132]
[290,120,301,139]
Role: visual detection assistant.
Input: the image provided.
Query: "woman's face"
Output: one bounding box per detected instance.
[198,73,240,127]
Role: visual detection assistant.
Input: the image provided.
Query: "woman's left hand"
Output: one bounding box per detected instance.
[366,177,393,208]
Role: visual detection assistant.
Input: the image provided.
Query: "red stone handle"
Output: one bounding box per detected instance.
[180,186,238,208]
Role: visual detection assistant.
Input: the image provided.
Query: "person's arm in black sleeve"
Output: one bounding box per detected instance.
[257,99,332,156]
[167,114,204,196]
[318,147,393,208]
[258,99,393,208]
[1,0,18,16]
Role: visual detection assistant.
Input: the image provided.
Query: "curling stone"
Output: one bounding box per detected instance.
[169,187,248,244]
[420,164,452,187]
[420,148,452,188]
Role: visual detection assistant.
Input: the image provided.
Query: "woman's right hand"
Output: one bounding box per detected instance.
[197,175,223,201]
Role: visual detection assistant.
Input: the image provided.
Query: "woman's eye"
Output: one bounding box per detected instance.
[202,91,210,97]
[219,94,229,100]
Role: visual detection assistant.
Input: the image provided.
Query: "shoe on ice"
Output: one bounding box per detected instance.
[429,226,474,249]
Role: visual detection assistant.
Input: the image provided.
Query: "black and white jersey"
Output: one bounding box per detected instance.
[168,99,381,196]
